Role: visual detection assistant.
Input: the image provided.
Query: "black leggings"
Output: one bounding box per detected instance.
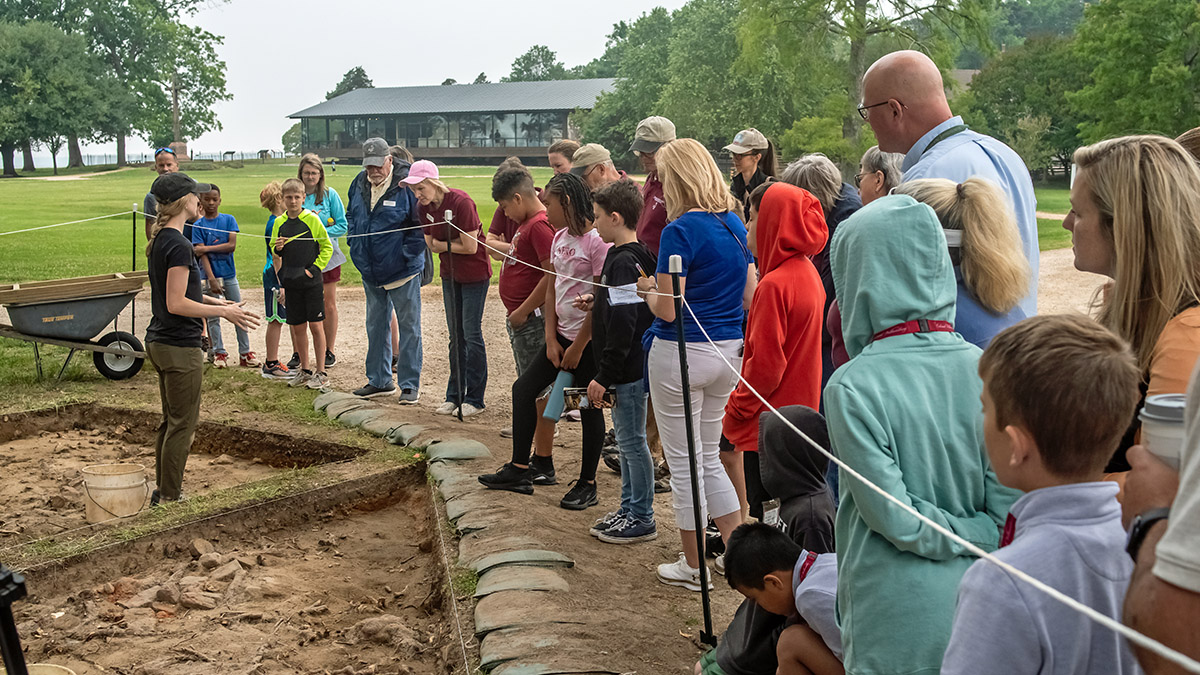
[511,332,604,482]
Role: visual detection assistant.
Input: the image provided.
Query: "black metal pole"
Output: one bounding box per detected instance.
[445,211,464,422]
[669,254,716,646]
[0,565,30,675]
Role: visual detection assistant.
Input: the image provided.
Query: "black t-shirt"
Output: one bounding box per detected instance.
[147,228,203,347]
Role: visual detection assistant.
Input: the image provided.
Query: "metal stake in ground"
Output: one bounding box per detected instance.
[669,254,716,646]
[0,565,29,675]
[443,209,464,422]
[131,203,137,333]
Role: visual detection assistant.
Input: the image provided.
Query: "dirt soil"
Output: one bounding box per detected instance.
[0,427,282,540]
[13,485,450,675]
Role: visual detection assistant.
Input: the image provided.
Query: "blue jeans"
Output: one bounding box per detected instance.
[205,275,249,356]
[613,379,654,522]
[442,278,488,408]
[363,278,422,390]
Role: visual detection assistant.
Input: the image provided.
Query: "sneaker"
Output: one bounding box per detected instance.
[598,516,659,545]
[654,477,672,494]
[562,409,582,422]
[655,460,671,481]
[602,447,622,474]
[150,489,186,507]
[500,426,514,439]
[213,353,229,369]
[287,352,301,370]
[397,388,420,405]
[307,371,330,390]
[240,351,261,367]
[391,355,398,374]
[459,403,484,418]
[434,401,459,416]
[657,553,712,592]
[353,382,396,398]
[602,428,618,451]
[714,553,726,576]
[325,350,337,368]
[705,521,725,557]
[559,480,598,511]
[530,455,557,486]
[288,368,314,387]
[260,361,289,380]
[478,463,534,495]
[589,509,627,537]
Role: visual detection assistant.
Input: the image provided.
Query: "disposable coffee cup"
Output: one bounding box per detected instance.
[1139,394,1186,470]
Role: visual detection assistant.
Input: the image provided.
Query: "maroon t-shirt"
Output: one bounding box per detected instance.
[488,186,544,243]
[420,189,491,284]
[498,210,554,313]
[636,172,668,255]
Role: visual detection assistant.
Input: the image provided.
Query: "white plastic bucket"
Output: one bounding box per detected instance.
[1,665,78,675]
[81,463,148,523]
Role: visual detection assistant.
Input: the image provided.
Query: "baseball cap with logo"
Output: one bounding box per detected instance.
[401,159,440,184]
[723,128,769,154]
[569,143,612,176]
[362,137,390,167]
[629,116,677,154]
[151,172,211,204]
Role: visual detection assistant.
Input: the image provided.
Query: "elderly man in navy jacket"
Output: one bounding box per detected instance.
[346,137,425,403]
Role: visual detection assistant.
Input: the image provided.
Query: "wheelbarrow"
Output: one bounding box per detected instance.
[0,271,148,381]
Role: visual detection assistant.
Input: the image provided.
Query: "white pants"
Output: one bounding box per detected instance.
[648,337,743,530]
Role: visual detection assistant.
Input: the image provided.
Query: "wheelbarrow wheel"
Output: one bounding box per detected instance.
[94,331,144,380]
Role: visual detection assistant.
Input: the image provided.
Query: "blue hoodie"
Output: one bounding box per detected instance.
[345,161,425,287]
[826,195,1018,675]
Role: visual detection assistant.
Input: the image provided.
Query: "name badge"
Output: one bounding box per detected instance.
[383,200,396,207]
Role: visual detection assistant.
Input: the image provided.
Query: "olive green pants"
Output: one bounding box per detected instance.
[147,341,203,501]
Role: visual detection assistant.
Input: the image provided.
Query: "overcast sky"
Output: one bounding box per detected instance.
[62,0,688,164]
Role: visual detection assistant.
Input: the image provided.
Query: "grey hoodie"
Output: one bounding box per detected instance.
[941,482,1141,675]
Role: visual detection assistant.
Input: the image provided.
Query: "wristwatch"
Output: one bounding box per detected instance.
[1126,507,1171,562]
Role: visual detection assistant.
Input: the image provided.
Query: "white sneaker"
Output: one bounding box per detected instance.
[657,553,712,592]
[715,554,725,576]
[459,403,484,418]
[500,426,514,438]
[434,401,458,416]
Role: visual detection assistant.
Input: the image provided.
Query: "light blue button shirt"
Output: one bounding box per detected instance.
[901,116,1039,316]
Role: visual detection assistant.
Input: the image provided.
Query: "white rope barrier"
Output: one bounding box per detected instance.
[0,211,135,237]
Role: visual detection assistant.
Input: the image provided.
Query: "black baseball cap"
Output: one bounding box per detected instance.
[151,172,211,204]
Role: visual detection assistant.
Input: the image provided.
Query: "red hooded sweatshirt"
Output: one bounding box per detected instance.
[723,183,828,452]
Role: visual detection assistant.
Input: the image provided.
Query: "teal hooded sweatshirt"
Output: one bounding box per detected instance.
[825,195,1019,675]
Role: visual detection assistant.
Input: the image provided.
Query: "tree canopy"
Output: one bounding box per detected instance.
[503,45,569,82]
[327,66,374,100]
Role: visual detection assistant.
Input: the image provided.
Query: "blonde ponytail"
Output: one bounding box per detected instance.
[895,177,1030,314]
[145,197,189,257]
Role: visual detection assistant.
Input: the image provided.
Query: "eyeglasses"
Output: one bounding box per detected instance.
[154,147,176,156]
[854,172,872,187]
[857,100,905,120]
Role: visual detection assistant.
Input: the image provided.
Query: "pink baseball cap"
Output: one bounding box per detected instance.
[401,159,439,184]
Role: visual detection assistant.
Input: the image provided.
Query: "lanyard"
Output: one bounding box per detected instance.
[922,124,969,157]
[797,551,818,583]
[871,319,955,343]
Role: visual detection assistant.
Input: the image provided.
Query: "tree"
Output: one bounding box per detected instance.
[579,8,673,162]
[957,0,1086,67]
[282,122,301,155]
[441,78,457,85]
[473,72,489,84]
[503,45,569,82]
[327,66,373,100]
[741,0,994,145]
[958,35,1088,172]
[572,20,631,78]
[0,21,98,176]
[1070,0,1200,142]
[139,19,231,146]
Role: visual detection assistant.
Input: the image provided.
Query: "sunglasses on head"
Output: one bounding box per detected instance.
[154,147,176,156]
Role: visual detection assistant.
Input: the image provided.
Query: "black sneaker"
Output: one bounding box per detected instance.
[325,350,337,368]
[353,382,396,398]
[397,388,420,404]
[287,352,300,370]
[560,480,598,511]
[602,447,622,474]
[530,455,558,485]
[478,463,534,495]
[705,520,725,557]
[150,488,161,507]
[391,355,398,374]
[654,477,672,494]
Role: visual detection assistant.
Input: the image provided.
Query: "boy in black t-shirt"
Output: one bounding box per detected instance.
[272,178,333,390]
[584,179,659,543]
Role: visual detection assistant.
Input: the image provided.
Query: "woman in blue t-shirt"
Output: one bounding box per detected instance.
[636,139,757,591]
[298,153,349,369]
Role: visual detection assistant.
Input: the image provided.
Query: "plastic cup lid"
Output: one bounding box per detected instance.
[1140,394,1187,423]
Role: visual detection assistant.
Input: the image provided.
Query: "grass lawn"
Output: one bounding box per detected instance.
[0,161,555,290]
[1034,178,1072,215]
[1038,217,1071,251]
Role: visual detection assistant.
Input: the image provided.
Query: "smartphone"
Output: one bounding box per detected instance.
[563,386,616,410]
